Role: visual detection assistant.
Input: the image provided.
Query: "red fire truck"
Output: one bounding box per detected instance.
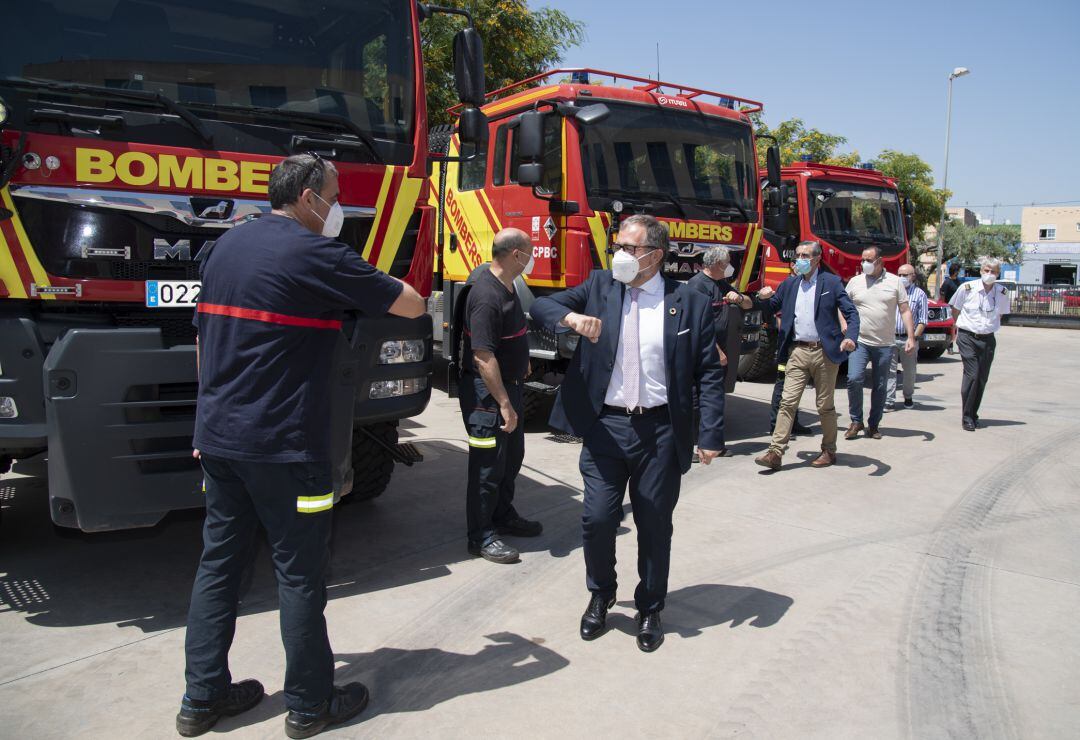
[741,161,954,377]
[428,68,783,409]
[0,0,486,530]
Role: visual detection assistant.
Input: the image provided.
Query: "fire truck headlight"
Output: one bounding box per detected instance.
[369,378,427,400]
[378,339,426,364]
[0,397,18,419]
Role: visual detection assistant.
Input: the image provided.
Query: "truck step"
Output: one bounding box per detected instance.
[524,381,559,395]
[393,442,424,465]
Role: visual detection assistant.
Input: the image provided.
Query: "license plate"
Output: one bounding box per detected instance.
[146,280,201,308]
[922,333,946,342]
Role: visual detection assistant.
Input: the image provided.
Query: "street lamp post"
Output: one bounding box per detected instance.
[934,66,970,299]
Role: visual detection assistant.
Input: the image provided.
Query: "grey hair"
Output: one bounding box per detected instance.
[702,246,732,268]
[978,256,1003,271]
[268,154,338,209]
[492,227,531,259]
[621,214,670,252]
[798,240,822,257]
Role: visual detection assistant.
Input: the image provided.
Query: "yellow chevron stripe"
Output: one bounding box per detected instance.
[0,224,26,299]
[477,190,503,231]
[483,86,559,117]
[737,227,763,291]
[362,166,397,260]
[375,174,423,274]
[0,189,52,298]
[585,214,610,269]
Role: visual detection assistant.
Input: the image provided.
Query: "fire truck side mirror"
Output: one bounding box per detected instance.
[458,107,488,147]
[517,162,543,187]
[766,144,782,187]
[515,110,545,160]
[453,27,486,107]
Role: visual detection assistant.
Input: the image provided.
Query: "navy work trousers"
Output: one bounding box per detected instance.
[579,408,681,614]
[184,455,335,713]
[957,329,997,425]
[459,373,524,547]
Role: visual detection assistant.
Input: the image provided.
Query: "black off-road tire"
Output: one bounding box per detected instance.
[738,327,777,382]
[349,421,399,502]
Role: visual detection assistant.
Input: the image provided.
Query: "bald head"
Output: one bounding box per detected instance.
[492,228,531,260]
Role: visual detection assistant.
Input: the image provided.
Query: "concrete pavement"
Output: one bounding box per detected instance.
[1,326,1078,738]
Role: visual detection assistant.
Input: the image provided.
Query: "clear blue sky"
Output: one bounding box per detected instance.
[538,0,1080,226]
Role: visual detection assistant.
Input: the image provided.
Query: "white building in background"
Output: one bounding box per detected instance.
[1020,206,1080,285]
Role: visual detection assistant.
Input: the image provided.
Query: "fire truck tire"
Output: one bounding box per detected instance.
[428,124,455,156]
[738,329,777,382]
[919,346,946,360]
[523,387,551,421]
[349,421,399,502]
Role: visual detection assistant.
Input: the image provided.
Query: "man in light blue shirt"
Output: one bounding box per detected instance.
[794,269,820,342]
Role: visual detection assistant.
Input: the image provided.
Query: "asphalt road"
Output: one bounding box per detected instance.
[1,326,1078,739]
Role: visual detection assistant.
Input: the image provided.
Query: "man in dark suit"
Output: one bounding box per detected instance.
[754,241,860,471]
[530,214,725,653]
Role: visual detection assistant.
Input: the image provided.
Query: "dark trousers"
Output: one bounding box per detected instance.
[957,329,997,425]
[578,409,681,614]
[459,373,524,547]
[185,455,334,713]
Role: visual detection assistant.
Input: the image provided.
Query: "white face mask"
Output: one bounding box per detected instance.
[981,272,997,285]
[611,249,643,284]
[723,263,735,279]
[862,260,876,275]
[900,276,912,288]
[517,250,536,275]
[312,193,344,238]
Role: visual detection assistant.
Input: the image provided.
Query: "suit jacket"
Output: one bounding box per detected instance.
[530,269,725,474]
[768,270,860,365]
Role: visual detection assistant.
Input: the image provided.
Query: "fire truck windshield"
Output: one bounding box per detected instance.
[3,0,415,164]
[580,102,757,221]
[807,180,905,255]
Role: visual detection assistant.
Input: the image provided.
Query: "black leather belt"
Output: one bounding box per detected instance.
[793,340,821,348]
[959,328,993,339]
[603,404,668,417]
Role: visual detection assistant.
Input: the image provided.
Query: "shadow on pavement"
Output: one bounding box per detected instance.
[977,419,1026,428]
[794,450,891,476]
[0,442,585,634]
[877,427,936,442]
[612,584,793,637]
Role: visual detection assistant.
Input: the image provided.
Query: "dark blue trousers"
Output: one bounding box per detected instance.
[184,455,335,713]
[579,408,681,614]
[458,373,524,547]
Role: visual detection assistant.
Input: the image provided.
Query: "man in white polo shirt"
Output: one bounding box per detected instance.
[949,256,1011,431]
[844,246,916,440]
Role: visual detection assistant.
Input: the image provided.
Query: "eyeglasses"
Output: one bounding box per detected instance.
[611,242,659,256]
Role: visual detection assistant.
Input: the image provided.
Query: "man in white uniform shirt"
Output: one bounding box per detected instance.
[949,257,1011,431]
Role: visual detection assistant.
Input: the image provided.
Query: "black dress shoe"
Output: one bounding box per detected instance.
[580,593,616,641]
[176,679,264,737]
[495,515,543,537]
[636,611,664,653]
[285,683,370,739]
[467,539,520,564]
[962,420,976,432]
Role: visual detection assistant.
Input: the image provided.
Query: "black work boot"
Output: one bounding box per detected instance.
[176,679,265,737]
[580,593,616,641]
[285,683,370,739]
[467,539,520,564]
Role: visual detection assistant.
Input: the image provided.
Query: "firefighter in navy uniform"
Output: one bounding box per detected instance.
[177,154,424,739]
[460,228,543,564]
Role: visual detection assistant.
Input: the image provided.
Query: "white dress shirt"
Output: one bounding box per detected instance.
[793,269,820,342]
[605,271,668,408]
[949,280,1010,334]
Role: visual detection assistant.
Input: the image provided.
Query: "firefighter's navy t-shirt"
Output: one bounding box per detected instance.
[462,268,529,382]
[192,214,403,463]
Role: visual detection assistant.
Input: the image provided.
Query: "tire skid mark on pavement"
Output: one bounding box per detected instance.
[704,556,917,738]
[899,424,1080,740]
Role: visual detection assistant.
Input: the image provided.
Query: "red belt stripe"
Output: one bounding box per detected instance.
[464,326,527,340]
[198,302,342,330]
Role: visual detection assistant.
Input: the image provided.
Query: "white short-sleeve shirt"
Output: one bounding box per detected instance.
[949,280,1011,334]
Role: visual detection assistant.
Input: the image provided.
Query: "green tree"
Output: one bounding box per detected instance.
[752,114,860,167]
[421,0,585,126]
[872,150,948,245]
[939,221,1021,265]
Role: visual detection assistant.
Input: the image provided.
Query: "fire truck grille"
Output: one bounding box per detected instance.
[109,261,202,281]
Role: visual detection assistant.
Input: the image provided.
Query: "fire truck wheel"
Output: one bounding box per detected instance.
[738,329,777,382]
[919,346,946,360]
[349,421,399,502]
[522,387,551,421]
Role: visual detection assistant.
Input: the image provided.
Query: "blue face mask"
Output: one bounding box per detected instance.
[794,257,813,275]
